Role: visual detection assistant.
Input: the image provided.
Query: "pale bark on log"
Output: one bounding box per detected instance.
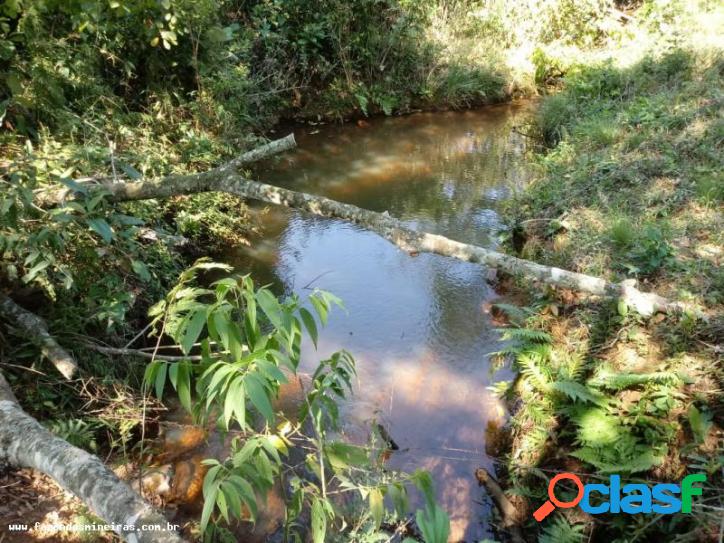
[0,372,183,543]
[33,134,680,316]
[475,468,525,543]
[0,293,78,379]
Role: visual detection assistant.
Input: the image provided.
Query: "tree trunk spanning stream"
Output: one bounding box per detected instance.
[36,133,680,317]
[0,131,690,542]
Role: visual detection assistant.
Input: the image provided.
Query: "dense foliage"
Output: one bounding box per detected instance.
[497,19,722,541]
[0,0,721,541]
[145,260,451,542]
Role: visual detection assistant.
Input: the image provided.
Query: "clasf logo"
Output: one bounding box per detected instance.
[533,473,706,521]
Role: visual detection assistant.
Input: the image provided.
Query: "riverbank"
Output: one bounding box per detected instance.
[491,45,722,543]
[0,0,633,432]
[0,1,722,542]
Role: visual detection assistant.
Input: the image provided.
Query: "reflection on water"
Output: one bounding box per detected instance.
[225,103,533,541]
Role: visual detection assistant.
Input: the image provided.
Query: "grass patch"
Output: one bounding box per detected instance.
[497,17,722,543]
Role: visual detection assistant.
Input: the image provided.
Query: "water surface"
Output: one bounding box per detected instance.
[226,103,533,541]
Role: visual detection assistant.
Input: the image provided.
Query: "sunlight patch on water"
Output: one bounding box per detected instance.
[225,102,534,541]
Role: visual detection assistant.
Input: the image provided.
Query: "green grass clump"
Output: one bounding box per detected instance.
[509,47,723,305]
[500,16,722,542]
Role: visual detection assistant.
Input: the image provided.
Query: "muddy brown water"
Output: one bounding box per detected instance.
[217,102,535,541]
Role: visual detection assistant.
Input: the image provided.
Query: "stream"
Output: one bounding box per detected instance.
[222,102,535,541]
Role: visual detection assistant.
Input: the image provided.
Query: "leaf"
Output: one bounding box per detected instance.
[388,483,408,516]
[220,481,242,518]
[491,303,532,325]
[86,218,114,243]
[416,503,450,543]
[143,361,160,389]
[216,486,229,523]
[118,161,143,180]
[590,369,681,390]
[200,480,219,533]
[369,487,384,528]
[228,475,257,520]
[22,259,50,283]
[256,288,284,330]
[211,309,243,360]
[181,309,207,355]
[413,470,436,509]
[245,373,274,423]
[155,362,168,399]
[58,177,88,195]
[115,214,145,226]
[310,295,329,326]
[86,193,106,212]
[688,404,712,443]
[169,361,179,388]
[299,307,318,348]
[325,442,369,470]
[311,498,326,543]
[551,381,605,405]
[176,362,192,412]
[569,407,620,446]
[224,377,245,430]
[500,327,552,343]
[131,260,151,282]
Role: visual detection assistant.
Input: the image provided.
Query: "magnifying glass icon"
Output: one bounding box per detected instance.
[533,473,584,521]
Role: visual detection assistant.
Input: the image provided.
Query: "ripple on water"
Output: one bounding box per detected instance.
[224,102,534,541]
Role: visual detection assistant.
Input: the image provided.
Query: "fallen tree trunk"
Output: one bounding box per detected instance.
[0,372,183,543]
[475,468,525,543]
[0,293,78,379]
[35,134,679,316]
[0,138,302,540]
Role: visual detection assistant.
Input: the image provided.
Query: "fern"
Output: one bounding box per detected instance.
[551,380,606,405]
[519,362,551,393]
[47,418,98,451]
[500,327,553,344]
[491,303,533,325]
[524,403,555,427]
[517,426,551,464]
[568,406,621,446]
[589,369,682,390]
[571,445,665,474]
[539,514,585,543]
[490,345,525,358]
[487,379,514,399]
[560,352,587,382]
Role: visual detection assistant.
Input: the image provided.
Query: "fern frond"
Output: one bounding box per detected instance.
[589,370,682,390]
[571,445,665,474]
[551,380,607,406]
[501,327,552,344]
[568,406,621,446]
[487,380,514,399]
[518,353,553,393]
[539,514,585,543]
[490,346,524,358]
[491,303,533,325]
[525,403,555,426]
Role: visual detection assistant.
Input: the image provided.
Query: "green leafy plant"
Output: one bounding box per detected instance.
[617,225,675,277]
[145,260,450,540]
[47,418,98,452]
[495,308,683,476]
[538,514,585,543]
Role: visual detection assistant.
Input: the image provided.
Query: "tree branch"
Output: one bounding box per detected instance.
[475,467,525,543]
[0,372,183,542]
[85,343,205,361]
[33,134,685,316]
[0,293,78,379]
